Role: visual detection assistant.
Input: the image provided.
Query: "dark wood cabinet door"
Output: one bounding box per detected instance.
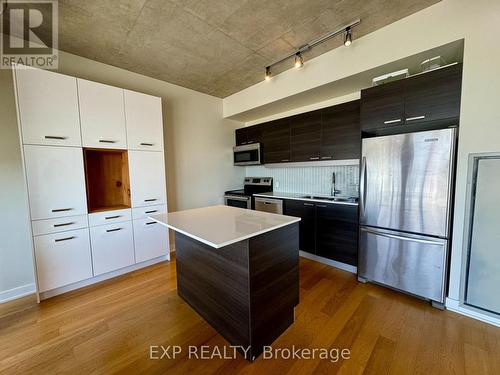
[404,63,462,125]
[290,110,322,162]
[284,200,316,254]
[315,204,358,265]
[321,100,361,160]
[245,125,262,145]
[235,128,247,146]
[360,79,405,131]
[262,118,291,164]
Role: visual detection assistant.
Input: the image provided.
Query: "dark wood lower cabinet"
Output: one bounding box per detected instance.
[284,199,358,265]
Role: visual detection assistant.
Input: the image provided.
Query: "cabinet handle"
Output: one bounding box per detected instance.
[281,159,290,162]
[144,198,158,202]
[145,221,157,225]
[45,135,67,140]
[105,215,121,220]
[316,204,328,208]
[99,140,117,143]
[383,119,401,125]
[303,203,314,206]
[321,156,332,160]
[241,142,248,145]
[140,142,154,146]
[53,222,75,228]
[52,208,72,213]
[145,210,158,214]
[247,140,254,143]
[55,236,75,242]
[405,115,426,122]
[106,228,122,232]
[310,157,320,160]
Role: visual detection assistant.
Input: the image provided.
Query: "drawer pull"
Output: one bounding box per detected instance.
[281,159,290,162]
[145,210,158,214]
[321,156,332,160]
[316,204,328,208]
[52,208,72,212]
[310,157,320,160]
[55,236,75,242]
[105,215,121,220]
[145,221,157,225]
[384,119,401,125]
[303,203,314,206]
[106,228,122,233]
[405,115,426,122]
[144,198,157,202]
[45,135,67,140]
[53,222,75,228]
[140,142,154,146]
[99,140,117,143]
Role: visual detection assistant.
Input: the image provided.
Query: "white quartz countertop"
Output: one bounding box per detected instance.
[253,192,359,205]
[149,205,300,249]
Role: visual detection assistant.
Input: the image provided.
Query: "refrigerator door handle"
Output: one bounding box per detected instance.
[361,227,444,245]
[360,156,367,219]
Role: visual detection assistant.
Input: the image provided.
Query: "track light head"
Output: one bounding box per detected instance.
[344,27,352,47]
[294,52,304,68]
[265,66,272,81]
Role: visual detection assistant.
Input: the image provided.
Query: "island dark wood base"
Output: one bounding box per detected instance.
[175,223,299,361]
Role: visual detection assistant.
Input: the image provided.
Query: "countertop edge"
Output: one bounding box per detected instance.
[253,193,359,206]
[149,216,301,249]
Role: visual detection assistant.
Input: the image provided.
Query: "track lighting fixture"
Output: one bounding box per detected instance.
[294,52,304,68]
[263,19,360,81]
[265,66,272,81]
[344,27,352,47]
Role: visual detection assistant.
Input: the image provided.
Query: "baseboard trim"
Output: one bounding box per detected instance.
[446,298,500,327]
[39,255,169,301]
[299,251,357,274]
[0,283,36,304]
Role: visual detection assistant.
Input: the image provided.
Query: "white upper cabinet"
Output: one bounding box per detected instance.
[14,66,81,147]
[128,151,166,207]
[24,145,88,220]
[124,90,164,151]
[78,79,127,149]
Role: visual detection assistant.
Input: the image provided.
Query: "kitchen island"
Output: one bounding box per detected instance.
[150,205,300,361]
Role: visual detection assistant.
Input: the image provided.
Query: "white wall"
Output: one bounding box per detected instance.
[0,51,244,301]
[225,0,500,309]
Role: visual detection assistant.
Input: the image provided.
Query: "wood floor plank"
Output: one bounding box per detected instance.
[1,256,499,374]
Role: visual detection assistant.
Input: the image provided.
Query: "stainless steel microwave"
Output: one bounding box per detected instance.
[233,143,262,166]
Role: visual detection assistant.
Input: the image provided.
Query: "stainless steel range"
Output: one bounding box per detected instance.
[224,177,273,209]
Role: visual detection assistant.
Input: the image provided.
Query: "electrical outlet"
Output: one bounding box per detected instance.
[275,181,280,189]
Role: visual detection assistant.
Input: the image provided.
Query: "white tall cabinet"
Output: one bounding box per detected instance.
[13,65,170,301]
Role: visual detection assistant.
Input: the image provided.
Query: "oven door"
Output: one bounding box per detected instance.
[233,144,261,166]
[224,195,251,209]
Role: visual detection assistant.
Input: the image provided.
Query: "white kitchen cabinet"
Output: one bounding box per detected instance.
[90,221,135,276]
[133,218,169,263]
[24,145,88,220]
[132,204,167,220]
[34,228,93,292]
[124,90,164,151]
[32,215,88,236]
[14,65,81,147]
[78,79,127,149]
[88,208,132,227]
[128,151,166,207]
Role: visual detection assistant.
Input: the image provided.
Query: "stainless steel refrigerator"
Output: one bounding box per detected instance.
[358,128,456,305]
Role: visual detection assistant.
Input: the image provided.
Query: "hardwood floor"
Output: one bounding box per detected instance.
[1,255,499,374]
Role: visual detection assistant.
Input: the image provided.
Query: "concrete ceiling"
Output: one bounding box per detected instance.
[31,0,440,98]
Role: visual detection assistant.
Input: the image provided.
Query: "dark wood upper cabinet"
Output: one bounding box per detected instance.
[235,125,262,146]
[284,200,316,254]
[404,63,462,125]
[360,79,405,131]
[290,110,322,162]
[361,63,462,132]
[315,203,358,266]
[321,100,361,160]
[262,118,291,164]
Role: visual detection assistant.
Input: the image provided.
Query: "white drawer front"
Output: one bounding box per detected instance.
[132,204,167,220]
[88,208,132,227]
[133,218,169,263]
[24,145,88,220]
[90,221,135,276]
[32,215,88,236]
[34,228,93,292]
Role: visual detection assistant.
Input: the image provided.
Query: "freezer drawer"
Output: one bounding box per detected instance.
[358,226,447,302]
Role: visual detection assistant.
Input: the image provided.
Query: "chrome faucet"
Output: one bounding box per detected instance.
[331,172,341,197]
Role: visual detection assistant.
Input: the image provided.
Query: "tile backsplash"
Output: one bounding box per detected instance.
[246,164,359,197]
